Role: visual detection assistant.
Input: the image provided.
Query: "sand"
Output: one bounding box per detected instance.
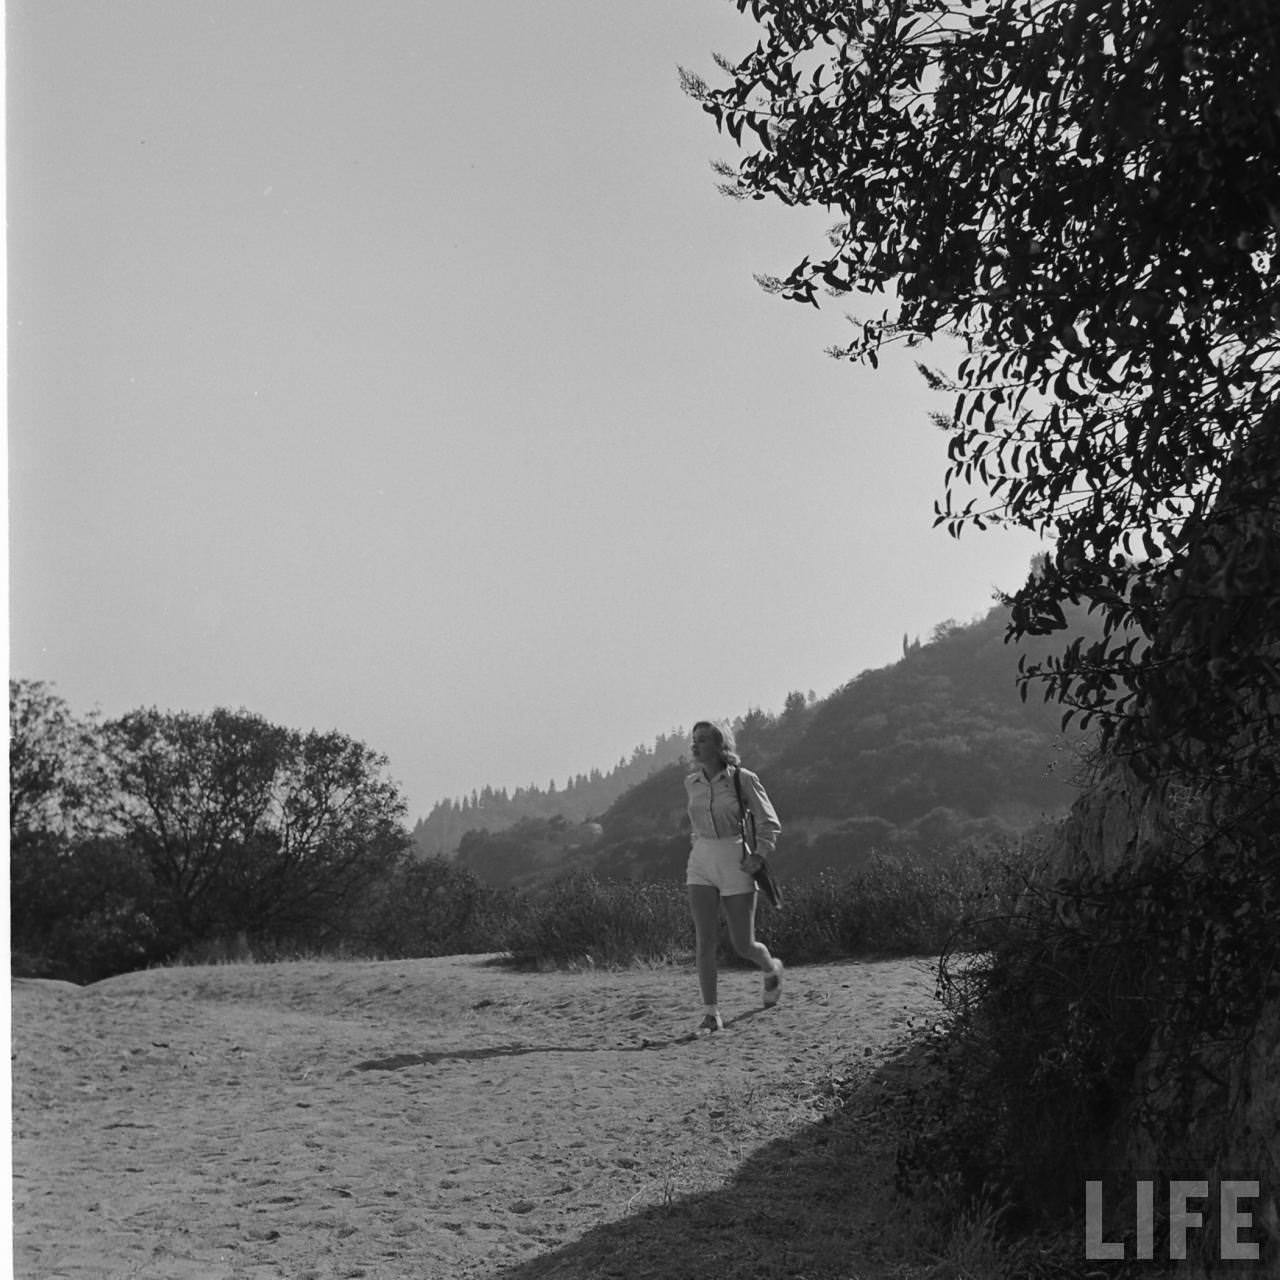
[12,953,946,1279]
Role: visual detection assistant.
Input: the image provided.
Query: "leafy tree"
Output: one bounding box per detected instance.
[782,689,808,719]
[106,707,410,949]
[686,1,1280,1229]
[9,680,147,980]
[9,679,112,841]
[685,0,1280,796]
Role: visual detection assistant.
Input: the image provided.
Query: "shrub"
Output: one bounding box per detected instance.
[499,844,1031,971]
[757,846,1027,966]
[503,874,691,969]
[351,855,526,959]
[894,812,1280,1239]
[10,833,165,983]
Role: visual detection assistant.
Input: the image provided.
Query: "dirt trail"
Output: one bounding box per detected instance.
[12,954,943,1279]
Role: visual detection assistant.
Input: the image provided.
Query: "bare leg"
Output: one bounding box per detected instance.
[687,884,722,1007]
[722,891,775,972]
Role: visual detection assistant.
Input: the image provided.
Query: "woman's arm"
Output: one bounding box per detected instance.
[740,768,781,857]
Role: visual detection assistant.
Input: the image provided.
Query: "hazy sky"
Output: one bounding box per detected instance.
[8,0,1042,820]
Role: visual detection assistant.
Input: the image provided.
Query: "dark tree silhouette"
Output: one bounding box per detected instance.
[9,679,112,841]
[685,2,1280,1228]
[107,707,410,948]
[685,0,1280,797]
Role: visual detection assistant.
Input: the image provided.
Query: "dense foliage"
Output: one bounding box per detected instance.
[9,681,503,981]
[498,848,1015,971]
[764,609,1085,823]
[685,0,1280,1253]
[9,678,113,841]
[889,802,1279,1266]
[686,0,1280,795]
[106,706,410,947]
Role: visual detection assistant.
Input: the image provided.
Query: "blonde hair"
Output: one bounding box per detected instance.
[692,719,740,767]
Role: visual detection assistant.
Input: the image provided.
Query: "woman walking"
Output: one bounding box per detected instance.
[685,720,784,1032]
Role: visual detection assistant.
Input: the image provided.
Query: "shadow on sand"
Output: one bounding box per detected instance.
[485,1040,940,1280]
[352,1007,773,1072]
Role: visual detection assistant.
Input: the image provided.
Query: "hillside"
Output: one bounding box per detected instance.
[411,730,688,855]
[439,604,1100,888]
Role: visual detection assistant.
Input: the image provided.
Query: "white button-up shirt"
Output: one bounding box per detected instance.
[684,765,781,857]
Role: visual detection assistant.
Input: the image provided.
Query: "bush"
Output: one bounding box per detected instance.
[757,847,1024,965]
[9,838,529,981]
[10,834,166,983]
[353,856,527,959]
[497,844,1031,971]
[893,813,1280,1240]
[502,874,691,969]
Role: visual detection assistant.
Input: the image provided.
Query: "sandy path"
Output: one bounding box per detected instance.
[12,954,943,1279]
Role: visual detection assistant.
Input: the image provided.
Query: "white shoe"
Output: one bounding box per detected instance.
[763,959,783,1008]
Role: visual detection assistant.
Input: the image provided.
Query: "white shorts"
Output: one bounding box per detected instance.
[686,835,757,896]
